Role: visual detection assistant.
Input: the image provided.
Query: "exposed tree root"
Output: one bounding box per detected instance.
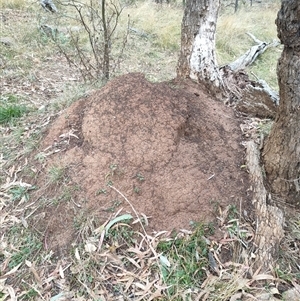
[245,140,284,272]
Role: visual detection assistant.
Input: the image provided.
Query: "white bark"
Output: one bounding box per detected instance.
[189,2,221,87]
[177,0,223,93]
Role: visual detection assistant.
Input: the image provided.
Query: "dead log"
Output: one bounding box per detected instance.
[237,79,279,118]
[40,0,57,13]
[221,33,280,118]
[228,33,279,71]
[245,140,284,272]
[129,27,149,38]
[221,67,279,118]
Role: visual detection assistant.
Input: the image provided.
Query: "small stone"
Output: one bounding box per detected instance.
[282,288,300,301]
[0,37,15,47]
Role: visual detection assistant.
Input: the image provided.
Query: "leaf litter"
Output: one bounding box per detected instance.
[1,156,300,300]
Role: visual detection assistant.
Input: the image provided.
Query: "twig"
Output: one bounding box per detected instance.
[108,185,159,259]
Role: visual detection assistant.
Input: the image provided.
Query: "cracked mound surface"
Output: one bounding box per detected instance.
[31,73,250,252]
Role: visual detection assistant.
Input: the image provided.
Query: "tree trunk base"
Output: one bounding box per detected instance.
[245,141,284,272]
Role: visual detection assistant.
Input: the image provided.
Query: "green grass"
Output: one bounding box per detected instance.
[0,1,280,85]
[9,185,31,202]
[125,1,182,51]
[157,224,212,297]
[0,104,27,124]
[20,289,39,300]
[0,93,19,103]
[0,94,27,124]
[8,228,42,269]
[106,220,135,244]
[47,165,67,184]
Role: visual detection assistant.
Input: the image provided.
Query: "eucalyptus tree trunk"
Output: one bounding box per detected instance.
[263,0,300,204]
[177,0,222,94]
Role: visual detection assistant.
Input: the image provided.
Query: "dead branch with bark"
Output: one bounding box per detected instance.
[221,33,280,118]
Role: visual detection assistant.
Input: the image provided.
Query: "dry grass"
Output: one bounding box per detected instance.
[112,1,182,82]
[125,1,182,51]
[217,3,282,90]
[0,0,27,9]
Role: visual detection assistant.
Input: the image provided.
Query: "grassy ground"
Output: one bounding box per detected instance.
[217,2,282,90]
[1,0,299,300]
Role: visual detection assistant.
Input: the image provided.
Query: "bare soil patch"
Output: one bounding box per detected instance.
[30,73,251,253]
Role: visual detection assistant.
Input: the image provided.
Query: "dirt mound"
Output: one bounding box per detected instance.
[31,73,250,252]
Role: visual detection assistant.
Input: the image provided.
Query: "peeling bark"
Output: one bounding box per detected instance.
[177,0,223,94]
[221,67,279,118]
[263,0,300,204]
[237,79,278,118]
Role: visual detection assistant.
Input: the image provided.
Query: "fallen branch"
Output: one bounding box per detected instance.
[228,33,280,71]
[237,78,279,118]
[129,27,149,38]
[251,75,279,106]
[220,33,280,118]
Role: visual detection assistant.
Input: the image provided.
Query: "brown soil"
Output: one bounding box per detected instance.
[30,73,251,253]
